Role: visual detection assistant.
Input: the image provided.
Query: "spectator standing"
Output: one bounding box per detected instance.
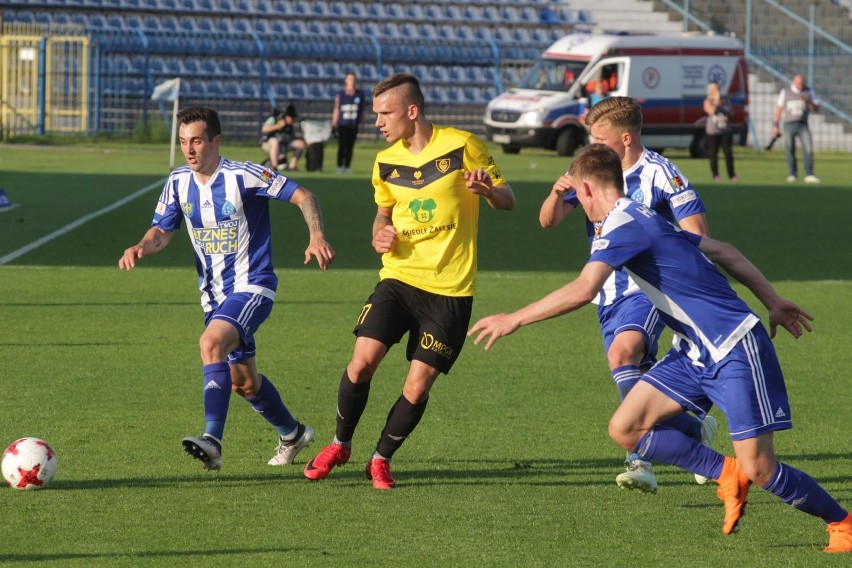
[331,72,368,174]
[703,82,738,182]
[773,74,820,183]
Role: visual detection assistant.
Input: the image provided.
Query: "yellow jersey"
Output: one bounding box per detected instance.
[372,124,506,297]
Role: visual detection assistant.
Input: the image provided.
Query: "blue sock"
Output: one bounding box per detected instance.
[612,365,640,400]
[245,375,298,438]
[202,362,231,441]
[762,462,848,523]
[635,426,725,480]
[613,365,703,463]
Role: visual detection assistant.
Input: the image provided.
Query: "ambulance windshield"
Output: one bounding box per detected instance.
[519,59,588,93]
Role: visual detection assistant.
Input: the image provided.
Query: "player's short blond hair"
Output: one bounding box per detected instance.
[585,96,642,134]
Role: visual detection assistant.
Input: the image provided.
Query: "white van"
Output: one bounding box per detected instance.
[484,32,749,157]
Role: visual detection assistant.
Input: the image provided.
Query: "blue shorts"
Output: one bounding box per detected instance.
[204,292,273,363]
[598,293,663,368]
[641,324,792,441]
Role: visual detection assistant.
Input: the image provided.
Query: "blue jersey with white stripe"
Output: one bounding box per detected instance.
[563,148,706,307]
[152,158,299,312]
[589,198,759,364]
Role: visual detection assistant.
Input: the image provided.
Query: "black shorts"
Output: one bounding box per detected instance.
[353,279,473,374]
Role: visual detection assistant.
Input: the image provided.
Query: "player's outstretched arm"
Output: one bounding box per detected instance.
[290,187,335,270]
[118,226,174,270]
[464,169,515,211]
[468,261,612,350]
[698,237,813,338]
[539,174,577,228]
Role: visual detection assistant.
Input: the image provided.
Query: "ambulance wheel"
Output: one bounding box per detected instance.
[555,129,581,157]
[690,134,709,158]
[502,145,521,154]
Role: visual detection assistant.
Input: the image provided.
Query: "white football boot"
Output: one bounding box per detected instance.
[616,459,658,493]
[694,415,720,485]
[268,424,315,466]
[182,434,222,472]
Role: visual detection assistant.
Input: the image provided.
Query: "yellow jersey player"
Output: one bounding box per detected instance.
[304,72,515,489]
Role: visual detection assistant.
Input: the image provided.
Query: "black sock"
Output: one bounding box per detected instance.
[335,370,371,443]
[375,395,428,459]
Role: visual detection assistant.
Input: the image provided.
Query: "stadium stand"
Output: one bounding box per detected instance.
[1,0,848,149]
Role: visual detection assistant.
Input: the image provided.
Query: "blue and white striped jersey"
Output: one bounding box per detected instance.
[152,157,299,312]
[564,148,706,306]
[589,198,759,365]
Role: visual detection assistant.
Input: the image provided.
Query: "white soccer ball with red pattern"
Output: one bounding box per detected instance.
[2,437,58,490]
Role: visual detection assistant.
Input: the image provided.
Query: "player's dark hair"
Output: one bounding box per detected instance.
[585,96,642,134]
[177,107,222,139]
[569,143,624,193]
[373,73,425,110]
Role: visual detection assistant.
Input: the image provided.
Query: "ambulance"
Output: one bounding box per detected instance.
[484,32,749,157]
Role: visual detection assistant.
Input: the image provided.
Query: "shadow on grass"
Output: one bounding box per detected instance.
[0,546,315,563]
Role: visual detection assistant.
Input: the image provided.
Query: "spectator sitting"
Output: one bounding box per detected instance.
[589,81,609,106]
[261,104,306,171]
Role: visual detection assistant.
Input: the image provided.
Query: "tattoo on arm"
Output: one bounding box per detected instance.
[151,232,162,248]
[299,194,324,234]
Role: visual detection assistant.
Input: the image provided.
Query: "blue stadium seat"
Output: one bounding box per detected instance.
[455,25,475,41]
[290,61,307,78]
[462,6,481,21]
[215,18,234,33]
[166,57,184,75]
[160,15,178,32]
[481,6,500,23]
[366,2,385,19]
[240,82,259,100]
[196,0,214,13]
[500,6,520,22]
[198,58,216,76]
[424,4,443,21]
[418,23,437,40]
[288,20,307,34]
[385,3,404,19]
[272,0,292,14]
[342,21,361,36]
[362,21,379,36]
[323,61,341,79]
[327,1,346,17]
[348,1,367,18]
[269,20,287,34]
[292,0,310,16]
[183,59,201,75]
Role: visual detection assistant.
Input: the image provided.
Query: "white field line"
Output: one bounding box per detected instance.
[0,178,166,266]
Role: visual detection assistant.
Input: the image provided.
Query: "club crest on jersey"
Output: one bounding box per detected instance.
[409,198,437,223]
[435,158,451,173]
[181,202,193,217]
[669,176,685,190]
[412,170,424,186]
[260,169,274,183]
[630,189,644,203]
[222,200,236,216]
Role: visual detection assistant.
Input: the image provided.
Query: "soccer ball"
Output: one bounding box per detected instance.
[2,437,58,490]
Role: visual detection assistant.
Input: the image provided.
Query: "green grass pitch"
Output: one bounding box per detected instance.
[0,140,850,567]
